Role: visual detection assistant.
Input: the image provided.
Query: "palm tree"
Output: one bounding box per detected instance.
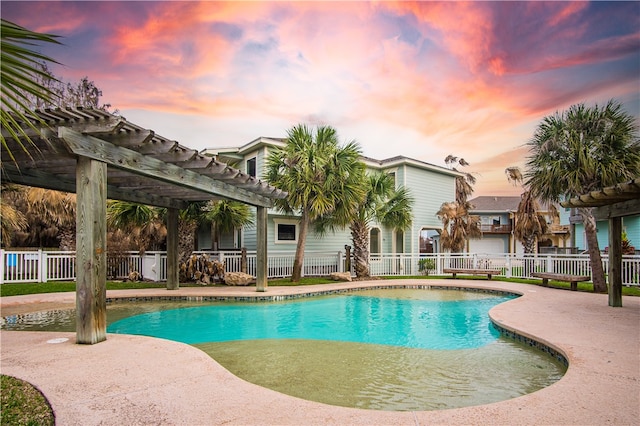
[202,199,253,250]
[436,201,481,253]
[505,167,555,254]
[265,124,366,282]
[438,155,481,252]
[177,202,208,265]
[106,201,167,253]
[344,172,413,278]
[1,19,62,164]
[525,99,640,293]
[1,186,76,249]
[0,185,28,247]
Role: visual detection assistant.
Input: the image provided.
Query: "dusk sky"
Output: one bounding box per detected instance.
[3,1,639,196]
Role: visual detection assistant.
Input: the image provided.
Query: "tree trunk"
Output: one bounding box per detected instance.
[351,221,370,278]
[291,210,309,282]
[178,219,198,266]
[580,207,607,293]
[58,225,76,251]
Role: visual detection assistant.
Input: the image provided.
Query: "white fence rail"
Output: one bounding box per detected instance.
[1,249,639,287]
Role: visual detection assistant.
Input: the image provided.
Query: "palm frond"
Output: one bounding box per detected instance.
[1,19,62,165]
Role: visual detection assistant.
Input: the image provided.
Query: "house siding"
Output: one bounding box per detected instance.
[199,141,460,256]
[573,215,640,251]
[624,216,640,249]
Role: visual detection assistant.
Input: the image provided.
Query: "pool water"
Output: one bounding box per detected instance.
[2,288,567,411]
[107,289,506,349]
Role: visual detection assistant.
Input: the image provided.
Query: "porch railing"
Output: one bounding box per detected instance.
[1,249,639,287]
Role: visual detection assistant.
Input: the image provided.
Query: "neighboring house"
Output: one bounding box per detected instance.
[199,137,461,256]
[563,208,640,253]
[468,196,570,254]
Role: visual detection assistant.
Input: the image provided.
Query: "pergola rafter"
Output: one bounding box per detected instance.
[1,107,286,344]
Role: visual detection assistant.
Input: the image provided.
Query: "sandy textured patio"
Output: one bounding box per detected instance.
[1,279,639,425]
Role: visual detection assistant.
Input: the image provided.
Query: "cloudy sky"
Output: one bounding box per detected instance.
[3,1,639,196]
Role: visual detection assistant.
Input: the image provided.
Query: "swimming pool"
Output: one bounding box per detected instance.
[2,288,567,411]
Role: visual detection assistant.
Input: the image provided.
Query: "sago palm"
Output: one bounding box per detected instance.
[525,99,640,292]
[265,124,366,282]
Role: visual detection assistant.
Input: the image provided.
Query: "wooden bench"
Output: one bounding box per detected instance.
[443,268,502,280]
[531,272,591,291]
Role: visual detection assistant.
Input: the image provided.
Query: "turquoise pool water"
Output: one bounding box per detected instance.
[2,288,566,411]
[107,291,509,349]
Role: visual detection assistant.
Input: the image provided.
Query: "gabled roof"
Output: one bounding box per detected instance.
[469,195,559,213]
[468,196,521,212]
[205,138,462,178]
[1,108,287,209]
[360,155,462,177]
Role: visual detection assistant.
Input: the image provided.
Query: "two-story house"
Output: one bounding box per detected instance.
[199,137,461,257]
[468,196,570,254]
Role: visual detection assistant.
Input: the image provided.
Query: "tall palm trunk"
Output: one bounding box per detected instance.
[350,220,370,278]
[522,234,537,277]
[291,210,309,282]
[580,207,607,293]
[523,234,537,254]
[58,225,76,250]
[178,219,198,265]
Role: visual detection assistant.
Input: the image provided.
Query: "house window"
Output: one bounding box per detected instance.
[246,157,257,177]
[395,230,404,254]
[274,219,298,244]
[370,228,381,255]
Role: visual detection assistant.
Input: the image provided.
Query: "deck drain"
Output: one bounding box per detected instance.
[47,337,69,344]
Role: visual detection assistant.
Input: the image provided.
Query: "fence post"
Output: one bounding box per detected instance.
[0,249,4,284]
[546,255,553,273]
[506,254,512,278]
[338,250,344,273]
[39,249,47,283]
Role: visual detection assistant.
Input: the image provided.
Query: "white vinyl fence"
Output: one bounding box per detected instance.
[1,249,639,287]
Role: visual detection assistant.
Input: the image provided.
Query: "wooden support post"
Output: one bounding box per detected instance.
[609,217,622,307]
[166,208,179,290]
[256,206,268,292]
[75,157,107,344]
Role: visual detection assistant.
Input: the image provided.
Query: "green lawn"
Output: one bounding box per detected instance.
[1,276,638,297]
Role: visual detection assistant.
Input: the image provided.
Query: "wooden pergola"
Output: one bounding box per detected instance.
[1,107,287,344]
[561,177,640,307]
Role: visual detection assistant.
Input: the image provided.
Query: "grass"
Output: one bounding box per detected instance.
[1,276,638,297]
[1,375,54,426]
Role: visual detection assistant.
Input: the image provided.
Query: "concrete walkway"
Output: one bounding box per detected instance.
[1,279,638,425]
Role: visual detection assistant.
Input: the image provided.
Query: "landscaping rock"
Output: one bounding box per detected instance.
[224,272,254,286]
[330,272,352,282]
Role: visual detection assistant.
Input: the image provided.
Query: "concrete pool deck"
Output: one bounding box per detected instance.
[1,279,638,425]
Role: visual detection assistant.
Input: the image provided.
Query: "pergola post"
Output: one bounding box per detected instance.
[256,206,268,292]
[608,217,622,307]
[75,157,107,344]
[166,208,179,290]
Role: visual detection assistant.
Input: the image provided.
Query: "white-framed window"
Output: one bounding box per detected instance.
[370,227,381,255]
[246,157,257,177]
[274,219,299,244]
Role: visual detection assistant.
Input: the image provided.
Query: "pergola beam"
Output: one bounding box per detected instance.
[561,177,640,307]
[59,127,275,208]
